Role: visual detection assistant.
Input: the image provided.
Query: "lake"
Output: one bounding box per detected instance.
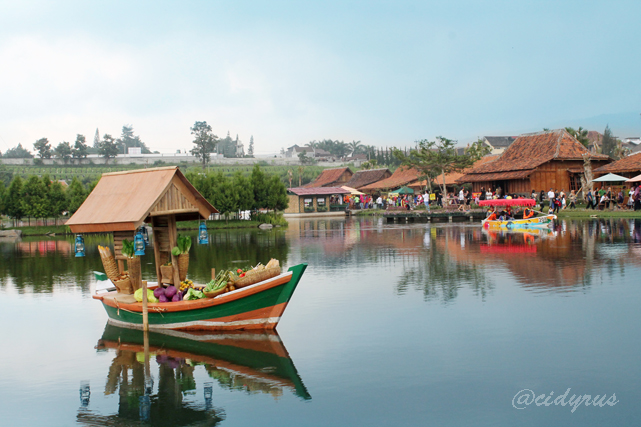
[1,217,640,426]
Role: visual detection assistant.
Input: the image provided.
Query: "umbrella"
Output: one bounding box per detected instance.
[625,173,641,183]
[479,199,535,208]
[392,186,415,195]
[592,173,629,182]
[341,186,365,195]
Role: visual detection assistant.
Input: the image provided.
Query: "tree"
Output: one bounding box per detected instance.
[117,125,151,154]
[298,151,315,164]
[0,165,12,186]
[613,140,630,160]
[22,175,49,225]
[248,135,255,157]
[348,140,363,155]
[232,172,254,212]
[33,138,52,159]
[93,128,100,148]
[0,182,5,216]
[190,121,218,170]
[265,175,288,211]
[99,134,119,163]
[601,125,616,158]
[72,134,88,159]
[66,177,86,213]
[251,165,268,210]
[393,137,490,204]
[565,127,590,148]
[3,143,33,158]
[5,176,24,225]
[48,180,68,220]
[54,141,72,164]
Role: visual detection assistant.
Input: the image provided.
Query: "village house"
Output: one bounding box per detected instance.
[303,167,353,188]
[457,129,611,195]
[481,136,517,155]
[593,151,641,178]
[343,168,392,190]
[285,187,350,215]
[408,155,499,193]
[359,166,419,194]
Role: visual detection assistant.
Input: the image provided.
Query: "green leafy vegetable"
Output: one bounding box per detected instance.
[122,239,135,258]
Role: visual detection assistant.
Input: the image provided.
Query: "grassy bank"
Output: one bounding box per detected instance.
[556,209,641,218]
[6,216,287,237]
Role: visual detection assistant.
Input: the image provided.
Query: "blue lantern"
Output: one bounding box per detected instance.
[198,222,209,244]
[75,234,85,257]
[134,231,146,256]
[141,225,149,246]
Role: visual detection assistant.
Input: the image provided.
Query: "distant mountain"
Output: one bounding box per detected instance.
[551,112,641,138]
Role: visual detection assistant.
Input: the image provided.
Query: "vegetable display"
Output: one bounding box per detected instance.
[134,288,159,303]
[171,235,192,257]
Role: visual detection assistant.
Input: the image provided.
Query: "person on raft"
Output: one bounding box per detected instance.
[486,207,497,221]
[523,208,534,219]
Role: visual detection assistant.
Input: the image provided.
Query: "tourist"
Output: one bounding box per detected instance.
[617,188,624,209]
[586,189,595,209]
[569,190,577,209]
[531,189,537,202]
[486,188,493,200]
[547,188,555,210]
[479,187,486,201]
[539,190,546,210]
[561,194,567,209]
[376,195,383,209]
[635,185,641,211]
[486,207,497,221]
[628,186,635,209]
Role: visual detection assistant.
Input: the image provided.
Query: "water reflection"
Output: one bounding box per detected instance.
[77,325,310,426]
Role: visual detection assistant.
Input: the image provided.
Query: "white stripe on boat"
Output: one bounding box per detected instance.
[107,316,281,330]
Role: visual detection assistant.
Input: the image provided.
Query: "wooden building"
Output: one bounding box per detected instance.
[285,187,350,214]
[457,130,611,195]
[408,155,499,192]
[593,152,641,178]
[303,167,353,188]
[66,167,217,285]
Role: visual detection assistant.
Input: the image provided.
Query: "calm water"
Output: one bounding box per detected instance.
[1,218,640,426]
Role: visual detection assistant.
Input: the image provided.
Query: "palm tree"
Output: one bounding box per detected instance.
[565,127,590,148]
[348,140,362,156]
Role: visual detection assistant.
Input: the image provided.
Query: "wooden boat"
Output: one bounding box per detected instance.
[67,167,308,332]
[479,198,556,230]
[96,323,311,400]
[94,264,307,331]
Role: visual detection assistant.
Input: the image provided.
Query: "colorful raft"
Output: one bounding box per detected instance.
[478,199,556,230]
[93,264,307,331]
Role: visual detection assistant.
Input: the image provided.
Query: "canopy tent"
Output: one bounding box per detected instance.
[391,186,414,195]
[341,186,365,195]
[625,173,641,183]
[592,173,629,182]
[478,199,536,208]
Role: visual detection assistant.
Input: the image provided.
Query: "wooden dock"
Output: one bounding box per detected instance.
[382,210,486,223]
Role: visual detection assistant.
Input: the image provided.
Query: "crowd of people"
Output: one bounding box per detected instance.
[534,185,641,212]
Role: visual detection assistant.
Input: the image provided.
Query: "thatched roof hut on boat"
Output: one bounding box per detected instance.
[67,166,217,285]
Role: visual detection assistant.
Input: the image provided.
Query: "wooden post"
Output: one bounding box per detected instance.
[142,280,149,331]
[211,268,216,280]
[167,215,181,286]
[151,218,162,285]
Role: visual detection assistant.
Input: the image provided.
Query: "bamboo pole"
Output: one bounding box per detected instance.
[142,280,149,332]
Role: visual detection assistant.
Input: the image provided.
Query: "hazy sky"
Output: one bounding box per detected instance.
[1,0,639,154]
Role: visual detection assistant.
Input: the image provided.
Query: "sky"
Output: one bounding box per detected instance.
[0,0,640,155]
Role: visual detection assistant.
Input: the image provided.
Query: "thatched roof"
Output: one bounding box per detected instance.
[344,168,392,189]
[67,167,217,233]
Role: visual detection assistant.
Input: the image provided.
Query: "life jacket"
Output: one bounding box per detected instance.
[523,209,534,219]
[487,213,497,221]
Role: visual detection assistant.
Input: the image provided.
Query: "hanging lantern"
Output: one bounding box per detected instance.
[134,231,146,256]
[74,234,85,257]
[141,225,150,246]
[198,222,209,244]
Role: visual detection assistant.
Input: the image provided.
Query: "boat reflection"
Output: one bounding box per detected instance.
[77,324,310,426]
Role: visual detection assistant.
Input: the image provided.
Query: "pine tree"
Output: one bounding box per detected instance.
[248,135,255,157]
[601,125,617,158]
[93,128,100,148]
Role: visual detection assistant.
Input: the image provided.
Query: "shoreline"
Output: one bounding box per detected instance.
[5,219,286,237]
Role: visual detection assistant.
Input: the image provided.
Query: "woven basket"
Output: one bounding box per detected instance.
[203,287,227,298]
[99,246,120,283]
[160,265,174,284]
[178,253,189,282]
[127,257,142,292]
[233,266,281,289]
[114,277,133,294]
